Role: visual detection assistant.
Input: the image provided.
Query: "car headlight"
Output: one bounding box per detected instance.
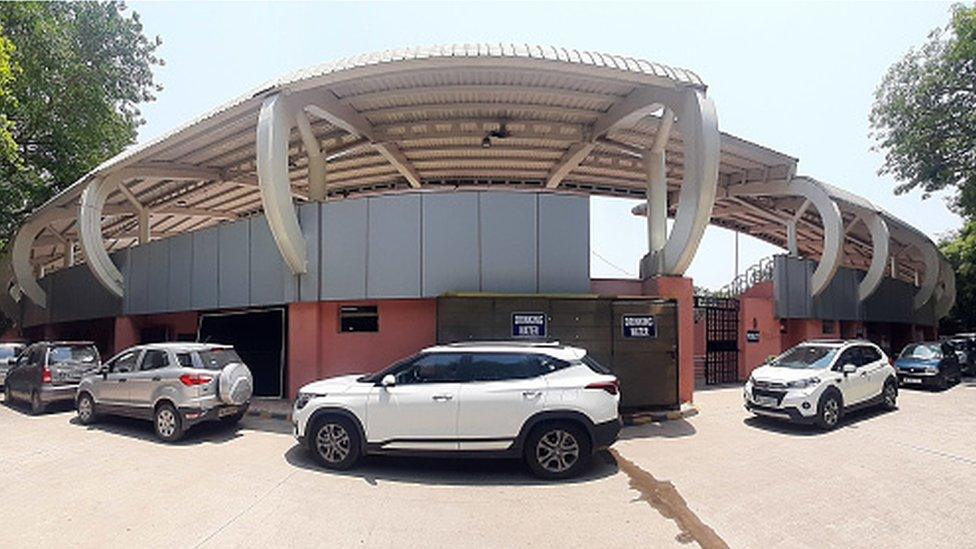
[295,392,325,410]
[786,377,820,389]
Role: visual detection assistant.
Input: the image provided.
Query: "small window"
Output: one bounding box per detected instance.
[140,350,170,371]
[339,305,379,333]
[822,320,835,334]
[176,353,194,368]
[463,353,545,382]
[112,351,139,373]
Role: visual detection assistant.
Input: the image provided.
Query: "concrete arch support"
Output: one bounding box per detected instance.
[256,93,308,275]
[857,211,890,301]
[659,89,720,275]
[913,242,940,310]
[79,175,125,298]
[934,257,956,320]
[11,216,52,307]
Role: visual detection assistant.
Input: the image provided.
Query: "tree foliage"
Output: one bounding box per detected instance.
[940,222,976,332]
[0,1,161,248]
[870,4,976,215]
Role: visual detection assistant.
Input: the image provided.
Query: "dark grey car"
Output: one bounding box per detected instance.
[4,342,100,414]
[0,342,26,388]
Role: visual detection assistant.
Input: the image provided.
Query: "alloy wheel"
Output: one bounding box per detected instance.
[78,396,93,422]
[316,423,351,464]
[156,409,177,438]
[535,429,580,474]
[823,398,840,426]
[884,384,897,407]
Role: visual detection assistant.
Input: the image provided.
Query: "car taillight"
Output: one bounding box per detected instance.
[586,379,619,395]
[179,374,213,386]
[41,366,52,384]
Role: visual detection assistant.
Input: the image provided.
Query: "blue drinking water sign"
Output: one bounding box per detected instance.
[622,314,657,338]
[512,312,547,338]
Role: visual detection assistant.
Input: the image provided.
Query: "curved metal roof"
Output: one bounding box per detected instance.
[7,44,943,301]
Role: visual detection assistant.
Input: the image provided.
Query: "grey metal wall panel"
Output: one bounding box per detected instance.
[46,265,121,324]
[191,226,219,310]
[322,199,367,299]
[148,240,170,312]
[297,202,320,301]
[479,192,538,293]
[249,216,296,305]
[127,244,151,314]
[167,233,192,312]
[422,193,480,296]
[367,195,421,298]
[218,220,250,308]
[538,194,590,293]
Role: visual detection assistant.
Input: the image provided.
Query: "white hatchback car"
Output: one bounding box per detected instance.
[744,340,898,430]
[293,342,621,479]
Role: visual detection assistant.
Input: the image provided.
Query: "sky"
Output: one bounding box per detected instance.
[129,1,962,289]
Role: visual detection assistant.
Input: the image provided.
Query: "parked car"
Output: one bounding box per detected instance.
[744,340,898,430]
[0,342,26,388]
[76,343,254,442]
[3,341,100,414]
[292,342,622,479]
[947,334,976,375]
[895,342,962,390]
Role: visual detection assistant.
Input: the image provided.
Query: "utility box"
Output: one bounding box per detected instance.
[437,295,679,410]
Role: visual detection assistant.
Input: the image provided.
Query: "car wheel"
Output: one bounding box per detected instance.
[525,422,591,480]
[76,392,97,425]
[3,384,11,404]
[308,415,361,470]
[882,379,898,411]
[30,390,45,415]
[153,402,185,442]
[815,392,842,430]
[937,373,949,391]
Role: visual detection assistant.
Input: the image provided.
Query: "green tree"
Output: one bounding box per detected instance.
[0,1,161,247]
[870,3,976,215]
[940,222,976,332]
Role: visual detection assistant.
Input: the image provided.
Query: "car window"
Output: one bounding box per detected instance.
[462,353,544,382]
[197,349,243,370]
[834,348,861,369]
[859,346,882,365]
[111,350,139,373]
[772,346,839,370]
[0,346,20,360]
[395,353,462,384]
[48,345,99,366]
[140,350,170,371]
[176,353,194,368]
[29,346,44,365]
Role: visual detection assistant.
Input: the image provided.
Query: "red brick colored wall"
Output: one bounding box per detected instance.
[111,312,200,355]
[641,276,695,405]
[739,295,782,379]
[590,278,643,295]
[287,299,437,399]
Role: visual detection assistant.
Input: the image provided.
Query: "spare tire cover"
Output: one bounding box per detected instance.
[219,362,253,405]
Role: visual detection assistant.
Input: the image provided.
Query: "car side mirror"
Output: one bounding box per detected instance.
[381,374,396,388]
[842,364,857,375]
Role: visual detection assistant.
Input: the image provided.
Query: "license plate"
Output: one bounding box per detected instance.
[219,406,239,417]
[902,378,922,384]
[755,395,778,407]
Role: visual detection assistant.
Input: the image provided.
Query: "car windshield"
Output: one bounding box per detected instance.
[48,345,98,365]
[197,348,243,370]
[359,354,420,383]
[769,346,839,370]
[0,346,21,360]
[900,344,942,360]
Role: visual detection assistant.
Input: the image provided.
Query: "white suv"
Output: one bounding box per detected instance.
[744,340,898,430]
[292,342,621,479]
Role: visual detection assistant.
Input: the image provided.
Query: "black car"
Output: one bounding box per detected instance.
[948,334,976,375]
[894,342,962,390]
[3,341,101,414]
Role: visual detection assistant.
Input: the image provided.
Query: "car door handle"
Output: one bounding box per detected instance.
[151,376,161,382]
[118,378,127,383]
[431,394,454,402]
[522,391,542,398]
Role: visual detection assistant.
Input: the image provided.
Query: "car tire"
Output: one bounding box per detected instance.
[937,373,949,391]
[76,392,97,425]
[881,378,898,411]
[3,383,11,404]
[815,392,842,431]
[30,390,45,415]
[153,402,185,442]
[308,415,361,470]
[524,421,592,480]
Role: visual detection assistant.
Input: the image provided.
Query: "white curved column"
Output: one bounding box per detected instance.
[857,211,890,301]
[256,93,308,275]
[79,175,125,298]
[11,217,49,306]
[913,242,940,310]
[659,89,720,275]
[934,257,955,320]
[295,109,327,201]
[727,177,843,296]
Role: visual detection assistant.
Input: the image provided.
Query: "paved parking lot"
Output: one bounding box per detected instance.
[1,381,974,548]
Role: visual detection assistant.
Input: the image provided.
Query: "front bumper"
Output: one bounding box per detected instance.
[744,401,817,424]
[593,418,622,449]
[179,403,248,427]
[39,384,79,404]
[743,383,819,420]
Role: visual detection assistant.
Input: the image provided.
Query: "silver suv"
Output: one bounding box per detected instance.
[76,343,254,442]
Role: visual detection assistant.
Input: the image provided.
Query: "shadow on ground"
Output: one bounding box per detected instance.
[66,413,247,445]
[619,418,696,440]
[743,405,897,436]
[284,444,619,487]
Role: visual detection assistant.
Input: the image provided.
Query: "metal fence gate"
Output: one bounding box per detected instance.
[694,296,740,384]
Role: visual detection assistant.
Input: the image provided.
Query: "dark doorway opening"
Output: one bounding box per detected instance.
[694,296,740,385]
[198,308,285,398]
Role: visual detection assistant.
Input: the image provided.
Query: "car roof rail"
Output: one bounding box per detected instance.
[445,340,563,348]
